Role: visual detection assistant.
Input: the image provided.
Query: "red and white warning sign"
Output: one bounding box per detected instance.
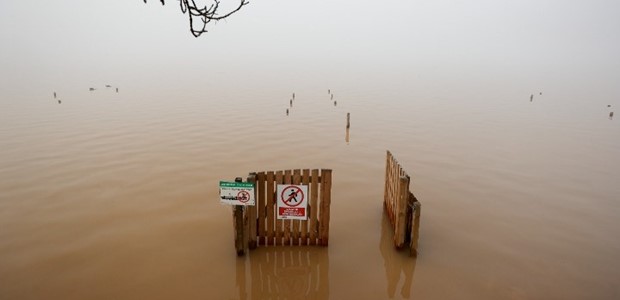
[276,184,308,220]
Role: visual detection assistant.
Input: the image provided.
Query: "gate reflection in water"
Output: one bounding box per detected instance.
[380,211,417,298]
[235,247,329,299]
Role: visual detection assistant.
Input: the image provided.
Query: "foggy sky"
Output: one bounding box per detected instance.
[1,0,619,98]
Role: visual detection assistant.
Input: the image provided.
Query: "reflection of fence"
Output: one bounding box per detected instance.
[234,169,332,255]
[235,248,330,299]
[380,211,416,298]
[383,150,421,256]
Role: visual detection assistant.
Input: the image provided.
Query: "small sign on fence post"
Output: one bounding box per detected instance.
[220,181,255,206]
[276,184,308,220]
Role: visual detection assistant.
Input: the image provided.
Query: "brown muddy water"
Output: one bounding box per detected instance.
[1,79,619,300]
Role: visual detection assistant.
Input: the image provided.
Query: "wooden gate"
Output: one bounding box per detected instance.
[383,150,421,256]
[233,169,332,255]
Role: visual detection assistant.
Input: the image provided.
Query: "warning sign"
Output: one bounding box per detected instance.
[277,184,308,220]
[219,181,255,206]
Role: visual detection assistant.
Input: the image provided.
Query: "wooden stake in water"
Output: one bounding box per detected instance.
[346,113,350,129]
[233,177,246,256]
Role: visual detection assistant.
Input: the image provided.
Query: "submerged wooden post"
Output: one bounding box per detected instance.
[309,169,319,245]
[346,113,350,129]
[319,169,332,246]
[410,197,421,257]
[247,173,258,249]
[233,177,246,256]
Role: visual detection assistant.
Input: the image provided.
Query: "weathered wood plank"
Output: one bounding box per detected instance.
[410,194,421,257]
[274,171,283,245]
[395,175,409,248]
[301,169,310,245]
[292,169,302,246]
[283,170,292,246]
[384,150,391,210]
[233,206,244,255]
[257,172,266,245]
[266,171,275,246]
[319,169,332,246]
[247,173,257,249]
[309,169,319,245]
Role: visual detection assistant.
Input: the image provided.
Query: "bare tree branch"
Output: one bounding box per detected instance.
[144,0,249,37]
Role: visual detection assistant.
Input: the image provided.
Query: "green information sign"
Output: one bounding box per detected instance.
[219,181,255,206]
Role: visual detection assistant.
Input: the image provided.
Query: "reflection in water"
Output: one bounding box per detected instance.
[380,211,416,299]
[610,111,614,120]
[236,247,329,299]
[345,127,350,145]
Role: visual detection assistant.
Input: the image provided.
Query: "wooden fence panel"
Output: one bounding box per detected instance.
[383,150,422,256]
[237,168,332,253]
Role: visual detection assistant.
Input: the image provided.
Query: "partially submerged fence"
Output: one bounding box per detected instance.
[233,169,332,255]
[383,150,421,256]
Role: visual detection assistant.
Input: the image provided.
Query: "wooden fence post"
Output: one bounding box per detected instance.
[319,169,332,246]
[395,175,409,248]
[247,172,258,249]
[309,169,319,245]
[233,177,246,256]
[410,200,421,257]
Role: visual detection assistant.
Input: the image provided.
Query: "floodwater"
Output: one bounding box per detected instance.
[1,77,619,299]
[2,1,620,298]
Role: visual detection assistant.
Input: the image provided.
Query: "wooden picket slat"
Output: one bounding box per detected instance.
[275,171,283,245]
[257,172,266,246]
[266,171,275,246]
[395,175,409,248]
[283,170,292,246]
[384,151,391,218]
[301,169,310,245]
[309,169,319,245]
[292,169,302,246]
[319,169,332,246]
